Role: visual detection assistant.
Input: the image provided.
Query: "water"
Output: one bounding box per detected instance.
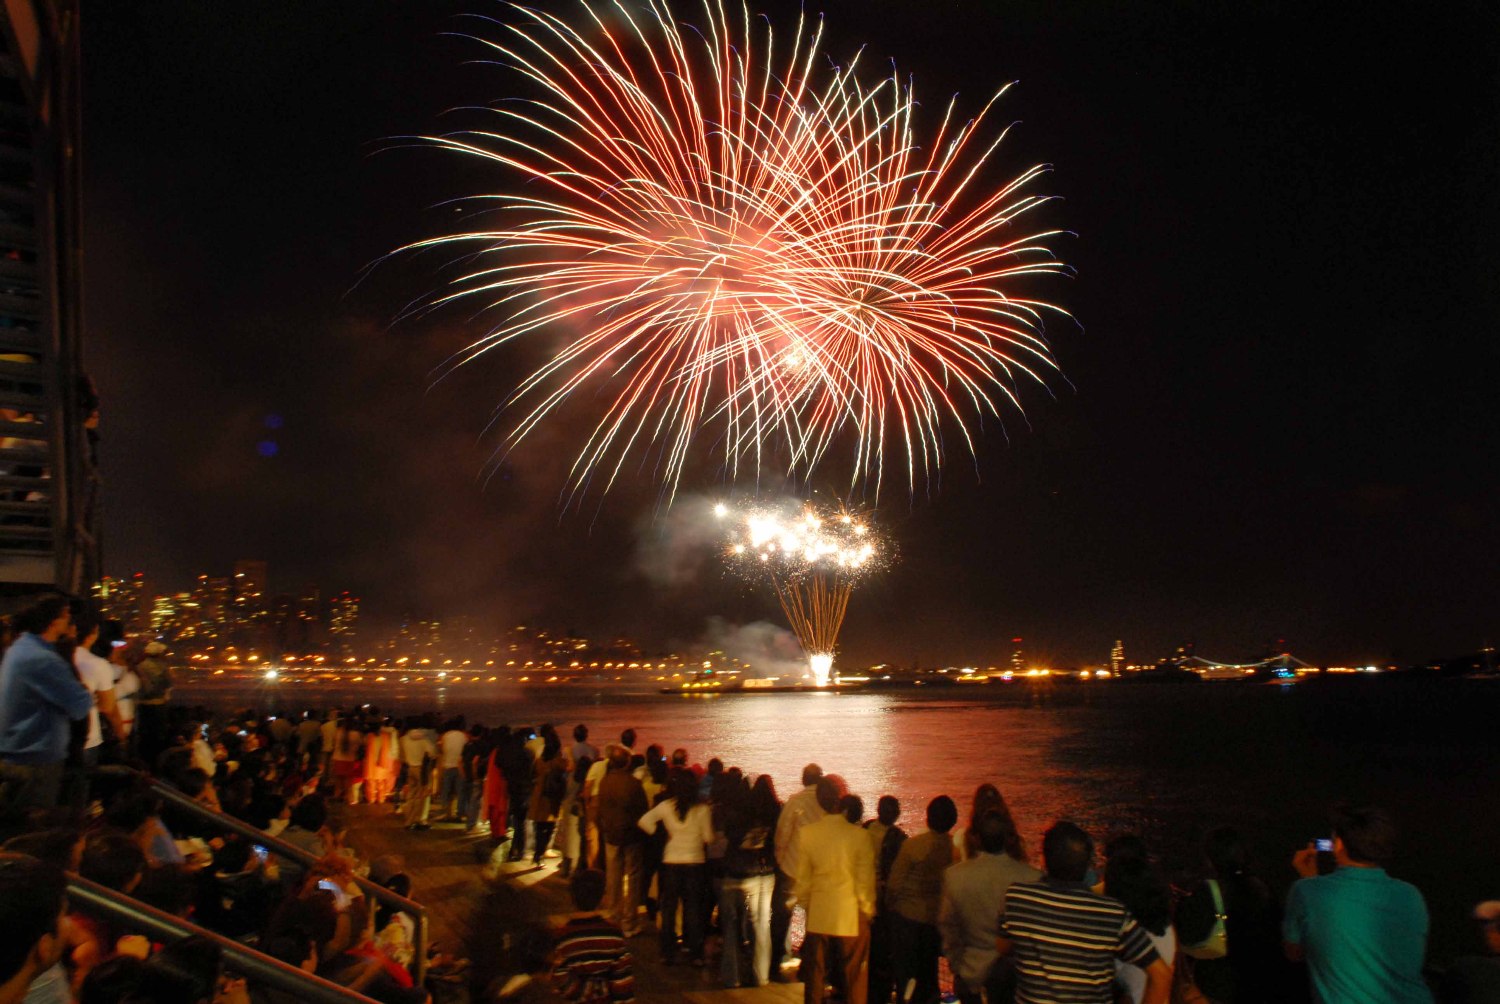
[177,672,1500,964]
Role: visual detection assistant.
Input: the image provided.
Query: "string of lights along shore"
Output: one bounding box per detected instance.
[398,0,1069,502]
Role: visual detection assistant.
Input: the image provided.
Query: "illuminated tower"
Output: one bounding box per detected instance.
[1111,640,1124,674]
[1009,637,1025,674]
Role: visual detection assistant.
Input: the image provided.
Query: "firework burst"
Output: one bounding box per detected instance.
[399,0,1070,500]
[717,498,888,685]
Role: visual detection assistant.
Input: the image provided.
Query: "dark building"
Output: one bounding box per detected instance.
[0,0,93,594]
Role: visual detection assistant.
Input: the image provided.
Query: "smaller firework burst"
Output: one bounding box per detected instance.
[718,499,888,685]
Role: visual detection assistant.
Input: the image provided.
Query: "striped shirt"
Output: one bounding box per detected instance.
[1001,878,1159,1003]
[551,914,636,1004]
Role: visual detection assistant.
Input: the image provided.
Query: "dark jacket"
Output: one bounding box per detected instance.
[596,767,648,845]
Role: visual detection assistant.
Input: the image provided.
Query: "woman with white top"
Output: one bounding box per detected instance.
[639,771,715,964]
[1105,844,1177,1004]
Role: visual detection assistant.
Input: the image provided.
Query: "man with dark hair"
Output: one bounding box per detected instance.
[794,777,875,1004]
[864,795,905,1004]
[571,723,597,765]
[773,762,826,977]
[0,852,70,1004]
[999,821,1170,1004]
[940,810,1042,1004]
[887,795,958,1004]
[1284,803,1433,1003]
[551,868,635,1004]
[597,746,648,937]
[0,596,90,811]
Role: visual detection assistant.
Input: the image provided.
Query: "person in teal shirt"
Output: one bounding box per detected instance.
[1283,803,1434,1004]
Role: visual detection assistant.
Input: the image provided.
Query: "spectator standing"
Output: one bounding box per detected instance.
[555,754,591,877]
[998,821,1170,1004]
[71,612,124,768]
[131,640,173,765]
[1176,826,1288,1003]
[434,719,468,820]
[597,747,648,937]
[550,869,636,1004]
[1104,846,1177,1004]
[0,597,90,812]
[794,776,876,1004]
[1440,900,1500,1003]
[1283,803,1434,1004]
[720,774,779,988]
[529,732,568,865]
[886,795,957,1004]
[938,809,1041,1004]
[865,795,907,1004]
[773,763,826,977]
[399,718,437,830]
[364,718,400,806]
[101,626,138,741]
[639,771,715,964]
[501,730,535,861]
[571,723,598,766]
[461,724,491,832]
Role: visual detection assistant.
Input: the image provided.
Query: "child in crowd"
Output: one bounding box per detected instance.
[550,869,635,1004]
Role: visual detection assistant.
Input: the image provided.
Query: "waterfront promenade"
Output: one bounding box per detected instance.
[344,803,801,1004]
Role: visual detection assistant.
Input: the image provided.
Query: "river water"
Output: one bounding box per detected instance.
[176,673,1500,964]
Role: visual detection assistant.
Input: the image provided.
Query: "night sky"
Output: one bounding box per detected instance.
[80,1,1500,667]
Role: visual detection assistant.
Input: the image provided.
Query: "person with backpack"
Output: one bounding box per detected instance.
[528,732,567,865]
[131,640,174,765]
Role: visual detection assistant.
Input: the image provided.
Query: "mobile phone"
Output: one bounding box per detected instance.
[253,845,268,862]
[1314,838,1334,853]
[317,879,351,911]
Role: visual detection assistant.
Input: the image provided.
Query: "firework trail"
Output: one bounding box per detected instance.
[398,0,1070,500]
[716,497,887,685]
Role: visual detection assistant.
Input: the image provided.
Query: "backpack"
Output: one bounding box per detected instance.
[136,656,172,702]
[1180,879,1228,959]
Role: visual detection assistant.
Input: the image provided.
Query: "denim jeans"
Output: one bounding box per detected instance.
[658,862,707,959]
[436,767,463,818]
[464,779,485,829]
[720,873,774,987]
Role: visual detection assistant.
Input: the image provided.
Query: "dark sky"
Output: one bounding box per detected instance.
[80,1,1500,667]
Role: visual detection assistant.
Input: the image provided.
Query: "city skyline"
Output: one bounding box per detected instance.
[80,2,1500,668]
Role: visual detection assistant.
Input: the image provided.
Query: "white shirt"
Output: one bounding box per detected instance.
[401,728,437,767]
[112,664,139,731]
[1116,925,1176,1004]
[638,800,714,863]
[191,737,216,776]
[73,648,115,750]
[439,730,467,769]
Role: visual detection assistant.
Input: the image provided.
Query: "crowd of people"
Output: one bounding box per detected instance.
[0,592,1496,1004]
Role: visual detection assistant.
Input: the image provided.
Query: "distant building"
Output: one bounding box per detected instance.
[1111,639,1125,674]
[233,559,268,623]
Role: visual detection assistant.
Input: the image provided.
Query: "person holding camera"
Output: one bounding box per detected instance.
[1283,803,1433,1004]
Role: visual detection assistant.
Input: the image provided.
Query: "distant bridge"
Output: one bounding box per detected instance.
[1174,653,1314,680]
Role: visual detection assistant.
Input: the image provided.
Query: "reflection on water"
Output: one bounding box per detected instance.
[178,676,1500,963]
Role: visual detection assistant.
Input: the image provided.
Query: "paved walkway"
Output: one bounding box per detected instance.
[339,803,803,1003]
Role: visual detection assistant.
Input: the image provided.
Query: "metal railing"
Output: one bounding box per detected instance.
[67,873,379,1004]
[100,765,430,982]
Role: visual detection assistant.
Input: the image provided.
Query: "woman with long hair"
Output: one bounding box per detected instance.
[527,732,566,865]
[639,770,715,964]
[956,783,1026,863]
[1104,843,1176,1004]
